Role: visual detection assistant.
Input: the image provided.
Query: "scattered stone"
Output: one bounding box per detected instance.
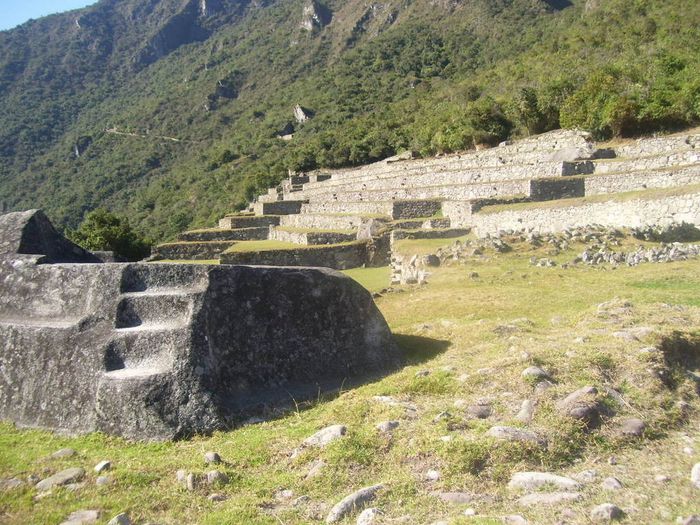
[601,477,623,490]
[654,474,671,483]
[376,421,400,433]
[425,470,441,481]
[60,510,100,525]
[487,426,546,447]
[590,503,624,521]
[433,411,452,423]
[464,508,477,516]
[107,513,132,525]
[206,470,229,486]
[95,476,111,486]
[467,401,492,419]
[294,495,310,506]
[556,386,602,426]
[508,472,580,492]
[678,516,700,525]
[574,470,598,483]
[515,400,535,423]
[0,478,23,491]
[608,456,618,465]
[35,468,85,492]
[619,418,645,437]
[304,425,347,447]
[534,380,555,395]
[51,448,77,459]
[276,489,295,500]
[326,484,383,523]
[208,493,228,502]
[356,507,382,525]
[204,451,222,464]
[94,460,111,474]
[415,370,430,378]
[439,435,453,443]
[306,459,326,479]
[186,473,198,491]
[691,463,700,488]
[518,492,581,506]
[503,516,529,525]
[436,491,474,504]
[522,366,549,381]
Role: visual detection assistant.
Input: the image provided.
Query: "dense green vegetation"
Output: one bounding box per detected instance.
[0,0,698,240]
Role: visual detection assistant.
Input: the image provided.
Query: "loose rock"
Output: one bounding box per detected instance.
[487,426,546,447]
[521,366,549,380]
[35,468,85,492]
[425,470,441,481]
[518,492,581,506]
[601,477,623,490]
[467,402,492,419]
[376,421,400,433]
[94,460,111,474]
[503,516,529,525]
[60,510,100,525]
[619,418,645,437]
[436,491,474,504]
[508,472,580,492]
[326,484,383,523]
[95,476,111,486]
[691,463,700,488]
[107,513,132,525]
[306,459,326,480]
[206,470,229,486]
[590,503,624,522]
[208,493,228,502]
[304,425,347,447]
[0,478,23,491]
[356,507,382,525]
[515,400,535,423]
[556,386,603,426]
[51,448,77,459]
[204,451,222,464]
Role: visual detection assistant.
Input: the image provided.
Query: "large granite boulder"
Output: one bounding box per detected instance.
[0,210,401,440]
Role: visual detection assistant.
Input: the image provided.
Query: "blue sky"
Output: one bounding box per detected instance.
[0,1,97,31]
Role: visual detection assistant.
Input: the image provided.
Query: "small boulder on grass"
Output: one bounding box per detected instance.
[304,425,347,447]
[325,484,383,523]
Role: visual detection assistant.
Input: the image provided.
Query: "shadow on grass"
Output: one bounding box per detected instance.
[394,333,451,365]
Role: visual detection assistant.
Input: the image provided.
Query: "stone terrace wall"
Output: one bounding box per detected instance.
[220,241,369,270]
[614,134,699,158]
[592,149,700,175]
[585,165,700,196]
[472,191,700,236]
[269,228,356,245]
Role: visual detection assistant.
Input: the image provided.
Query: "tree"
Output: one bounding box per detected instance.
[67,209,151,261]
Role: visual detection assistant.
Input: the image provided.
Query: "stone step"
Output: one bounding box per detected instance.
[178,227,269,242]
[302,199,442,220]
[269,227,357,246]
[119,264,210,293]
[593,150,700,175]
[104,326,186,372]
[115,293,193,329]
[279,213,379,231]
[218,215,281,229]
[253,200,307,216]
[151,241,236,261]
[219,240,370,270]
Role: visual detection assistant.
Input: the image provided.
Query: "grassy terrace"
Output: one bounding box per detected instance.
[480,183,700,214]
[273,227,356,235]
[2,237,700,524]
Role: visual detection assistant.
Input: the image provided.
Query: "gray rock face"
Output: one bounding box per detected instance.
[35,468,85,491]
[107,514,132,525]
[60,510,100,525]
[326,484,383,523]
[0,210,401,441]
[691,462,700,488]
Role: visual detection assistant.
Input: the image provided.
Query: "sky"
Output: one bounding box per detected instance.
[0,0,97,31]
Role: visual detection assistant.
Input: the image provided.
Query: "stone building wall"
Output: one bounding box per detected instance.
[471,191,700,236]
[269,228,356,245]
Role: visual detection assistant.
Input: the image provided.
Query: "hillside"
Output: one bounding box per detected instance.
[1,235,699,524]
[0,0,699,240]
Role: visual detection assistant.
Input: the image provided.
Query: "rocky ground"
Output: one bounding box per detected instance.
[1,234,700,524]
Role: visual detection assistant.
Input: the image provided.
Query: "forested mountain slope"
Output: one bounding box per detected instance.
[0,0,698,240]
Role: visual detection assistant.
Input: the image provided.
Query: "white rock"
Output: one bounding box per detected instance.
[503,516,529,525]
[304,425,347,447]
[590,503,624,521]
[204,451,222,464]
[376,421,399,433]
[107,514,132,525]
[691,463,700,488]
[51,448,77,459]
[601,477,623,490]
[356,507,382,525]
[508,472,580,492]
[425,470,440,481]
[487,426,546,446]
[518,492,581,506]
[326,485,383,523]
[206,470,228,485]
[94,460,111,474]
[60,510,100,525]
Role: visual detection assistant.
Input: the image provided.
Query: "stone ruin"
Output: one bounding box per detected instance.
[0,210,401,441]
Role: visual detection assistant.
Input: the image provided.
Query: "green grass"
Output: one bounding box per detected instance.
[2,241,700,524]
[341,266,391,293]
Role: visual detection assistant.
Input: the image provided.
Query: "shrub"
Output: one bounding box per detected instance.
[67,208,151,261]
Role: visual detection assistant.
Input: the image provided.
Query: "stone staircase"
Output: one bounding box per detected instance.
[153,129,700,269]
